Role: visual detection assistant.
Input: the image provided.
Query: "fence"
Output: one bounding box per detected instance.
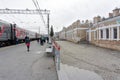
[52,41,60,71]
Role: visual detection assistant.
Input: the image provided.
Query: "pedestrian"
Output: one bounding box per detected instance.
[37,38,39,43]
[40,36,43,45]
[46,37,49,43]
[42,36,45,43]
[14,36,18,44]
[25,36,30,52]
[16,37,19,44]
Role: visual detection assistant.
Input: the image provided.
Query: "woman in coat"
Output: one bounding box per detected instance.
[25,36,30,52]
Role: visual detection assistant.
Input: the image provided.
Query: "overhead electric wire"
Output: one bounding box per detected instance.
[0,1,24,26]
[36,0,46,24]
[0,1,16,23]
[0,0,47,33]
[32,0,46,27]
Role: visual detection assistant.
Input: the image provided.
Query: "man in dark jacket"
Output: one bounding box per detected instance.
[25,36,30,52]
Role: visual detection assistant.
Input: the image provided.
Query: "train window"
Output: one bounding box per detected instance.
[0,22,2,26]
[0,27,1,32]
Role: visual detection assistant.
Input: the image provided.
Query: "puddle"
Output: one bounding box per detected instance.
[59,63,103,80]
[111,53,117,55]
[35,51,44,54]
[75,69,103,80]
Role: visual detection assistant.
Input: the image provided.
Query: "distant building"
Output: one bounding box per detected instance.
[59,27,66,40]
[59,8,120,51]
[59,20,89,43]
[87,8,120,50]
[54,32,59,38]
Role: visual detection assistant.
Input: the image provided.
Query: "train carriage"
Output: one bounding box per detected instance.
[0,19,38,47]
[0,20,13,46]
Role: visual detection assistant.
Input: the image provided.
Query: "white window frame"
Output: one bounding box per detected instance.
[94,31,97,40]
[109,27,111,40]
[89,29,91,41]
[117,26,119,41]
[95,24,120,41]
[103,29,106,40]
[94,31,96,40]
[99,29,101,40]
[96,30,99,40]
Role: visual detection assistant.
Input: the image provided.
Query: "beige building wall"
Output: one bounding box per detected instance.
[59,8,120,51]
[89,8,120,51]
[59,20,89,43]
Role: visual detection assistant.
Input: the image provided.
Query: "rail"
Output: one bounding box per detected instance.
[52,40,60,71]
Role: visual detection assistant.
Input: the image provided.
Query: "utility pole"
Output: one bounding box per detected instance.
[47,13,51,43]
[47,14,50,37]
[39,26,40,34]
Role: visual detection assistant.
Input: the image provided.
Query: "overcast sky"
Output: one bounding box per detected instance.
[0,0,120,34]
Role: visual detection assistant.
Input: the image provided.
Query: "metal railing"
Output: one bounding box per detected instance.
[52,41,60,70]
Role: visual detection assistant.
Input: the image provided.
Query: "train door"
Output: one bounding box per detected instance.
[10,24,16,44]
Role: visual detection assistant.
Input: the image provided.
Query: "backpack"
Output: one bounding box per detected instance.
[25,37,30,43]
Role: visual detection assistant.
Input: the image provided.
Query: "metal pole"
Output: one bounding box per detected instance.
[47,13,51,43]
[39,26,40,34]
[47,13,49,36]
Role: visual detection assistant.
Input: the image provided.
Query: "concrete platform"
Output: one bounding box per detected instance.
[57,63,103,80]
[0,41,57,80]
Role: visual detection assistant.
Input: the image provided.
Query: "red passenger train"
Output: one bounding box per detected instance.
[0,19,39,47]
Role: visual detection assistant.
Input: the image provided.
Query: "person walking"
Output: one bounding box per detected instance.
[40,36,45,46]
[37,38,39,43]
[25,36,30,52]
[46,37,49,43]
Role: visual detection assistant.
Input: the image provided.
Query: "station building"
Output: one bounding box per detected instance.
[87,8,120,50]
[59,20,89,43]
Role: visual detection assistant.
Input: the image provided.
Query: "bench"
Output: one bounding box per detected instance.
[45,45,53,54]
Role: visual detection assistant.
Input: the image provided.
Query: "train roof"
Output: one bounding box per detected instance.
[0,19,38,34]
[0,19,11,25]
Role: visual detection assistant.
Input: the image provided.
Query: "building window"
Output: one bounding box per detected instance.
[106,28,109,39]
[113,27,117,39]
[101,30,103,39]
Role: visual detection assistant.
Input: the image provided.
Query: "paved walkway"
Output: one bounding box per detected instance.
[57,63,103,80]
[57,41,120,80]
[0,41,57,80]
